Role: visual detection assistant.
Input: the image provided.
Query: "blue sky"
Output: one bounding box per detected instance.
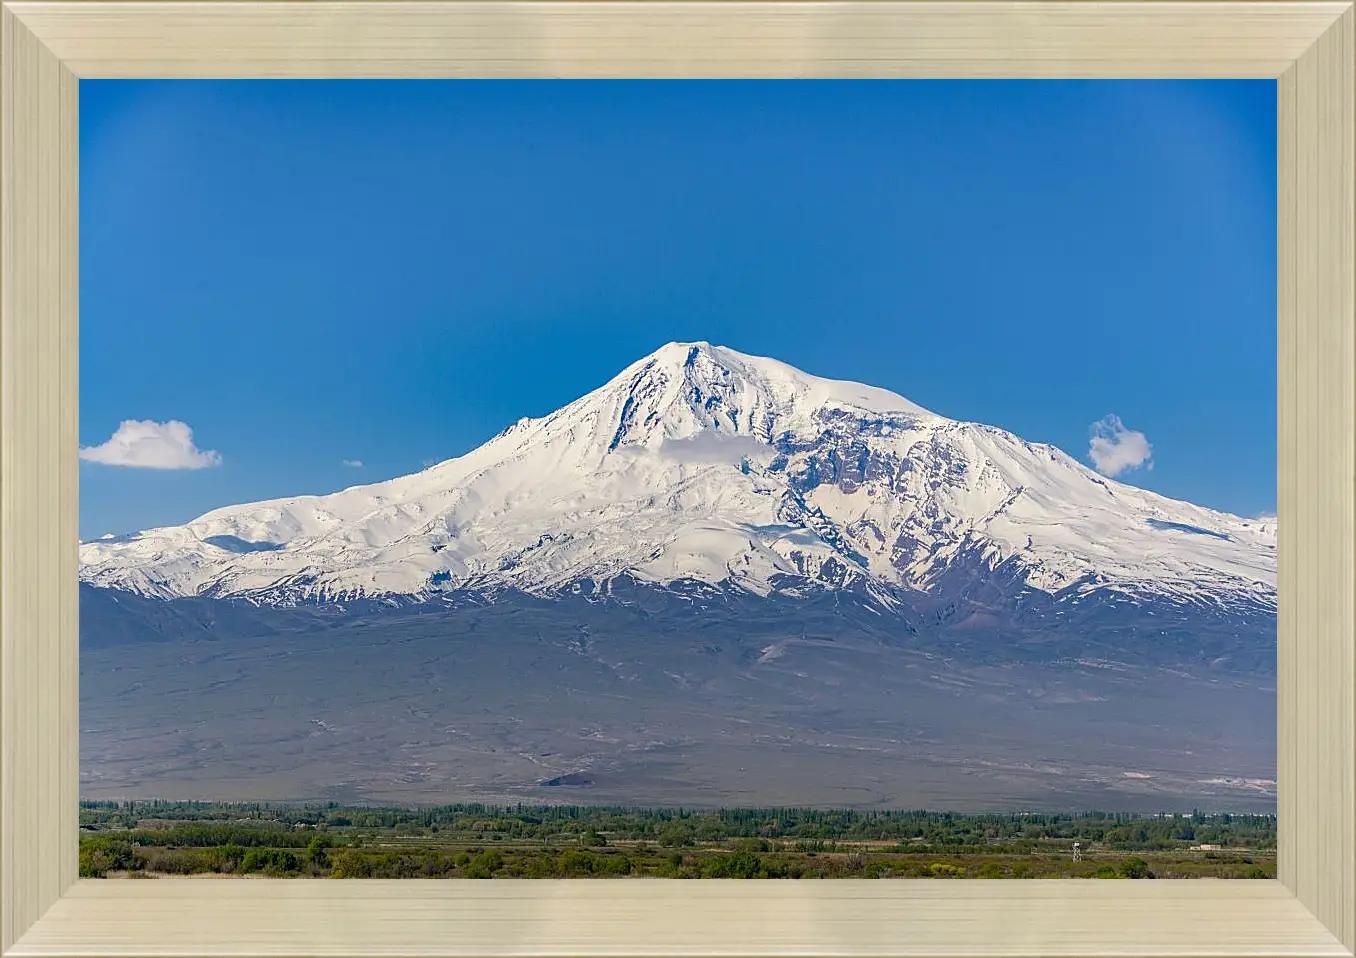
[80,80,1276,540]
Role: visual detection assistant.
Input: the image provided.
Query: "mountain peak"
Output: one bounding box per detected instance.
[653,339,714,356]
[599,341,944,451]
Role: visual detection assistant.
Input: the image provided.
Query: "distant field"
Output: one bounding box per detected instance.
[78,801,1277,880]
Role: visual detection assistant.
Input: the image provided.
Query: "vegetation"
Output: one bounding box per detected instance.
[78,800,1277,880]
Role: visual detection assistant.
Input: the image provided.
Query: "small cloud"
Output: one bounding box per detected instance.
[80,420,221,470]
[421,458,439,468]
[1087,414,1153,478]
[342,459,364,469]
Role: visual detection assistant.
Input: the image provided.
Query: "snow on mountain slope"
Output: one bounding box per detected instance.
[79,342,1276,613]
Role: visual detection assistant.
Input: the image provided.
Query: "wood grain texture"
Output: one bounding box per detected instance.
[1277,50,1299,923]
[8,880,1353,958]
[0,3,78,953]
[4,2,1350,79]
[1,1,1354,956]
[1277,5,1356,952]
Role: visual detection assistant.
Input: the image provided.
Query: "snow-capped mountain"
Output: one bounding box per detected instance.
[79,342,1276,619]
[78,342,1280,808]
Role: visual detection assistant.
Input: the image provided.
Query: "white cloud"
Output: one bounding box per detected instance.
[342,459,364,468]
[1087,414,1153,478]
[80,420,221,470]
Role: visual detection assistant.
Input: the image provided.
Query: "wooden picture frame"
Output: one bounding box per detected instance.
[2,2,1352,956]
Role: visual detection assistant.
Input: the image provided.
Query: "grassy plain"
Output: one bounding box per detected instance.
[78,801,1276,880]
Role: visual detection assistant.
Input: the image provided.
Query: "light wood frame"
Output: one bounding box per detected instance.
[1,2,1351,956]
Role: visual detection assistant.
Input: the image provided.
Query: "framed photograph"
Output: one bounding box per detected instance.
[3,3,1353,958]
